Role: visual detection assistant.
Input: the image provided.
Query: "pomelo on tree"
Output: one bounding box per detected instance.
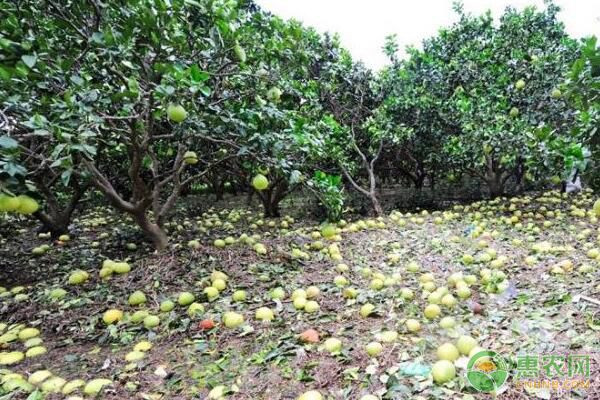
[183,151,198,165]
[0,194,20,212]
[15,196,39,214]
[234,42,246,63]
[515,79,526,90]
[266,87,282,102]
[167,104,187,122]
[252,174,269,191]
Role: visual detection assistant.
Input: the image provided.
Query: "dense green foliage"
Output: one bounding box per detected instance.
[1,0,599,248]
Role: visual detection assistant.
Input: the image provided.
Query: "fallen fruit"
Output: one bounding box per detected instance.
[62,379,85,395]
[177,292,195,306]
[102,309,123,325]
[405,319,421,332]
[431,360,456,384]
[324,337,342,353]
[83,378,112,395]
[255,307,274,321]
[0,351,25,365]
[437,343,460,361]
[304,300,320,313]
[456,335,478,355]
[28,370,52,385]
[223,311,244,328]
[199,319,216,330]
[298,390,322,400]
[365,341,383,357]
[160,300,175,312]
[424,304,441,319]
[299,329,319,343]
[360,303,375,318]
[18,327,40,340]
[143,315,160,329]
[41,376,66,393]
[128,290,147,306]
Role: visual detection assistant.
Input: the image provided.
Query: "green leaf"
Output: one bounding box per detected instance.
[21,54,37,68]
[199,85,211,96]
[0,66,11,80]
[0,136,18,149]
[189,65,209,82]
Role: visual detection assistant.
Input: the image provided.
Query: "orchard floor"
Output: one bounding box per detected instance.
[1,190,600,400]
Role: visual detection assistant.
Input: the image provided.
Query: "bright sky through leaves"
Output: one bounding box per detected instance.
[256,0,600,69]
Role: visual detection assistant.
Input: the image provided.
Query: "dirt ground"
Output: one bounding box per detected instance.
[1,190,599,399]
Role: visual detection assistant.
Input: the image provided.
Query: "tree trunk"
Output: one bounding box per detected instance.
[258,188,282,217]
[213,180,225,201]
[133,213,169,251]
[414,174,425,190]
[34,210,70,238]
[370,194,383,217]
[32,176,87,238]
[486,172,504,198]
[261,195,281,217]
[246,189,254,206]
